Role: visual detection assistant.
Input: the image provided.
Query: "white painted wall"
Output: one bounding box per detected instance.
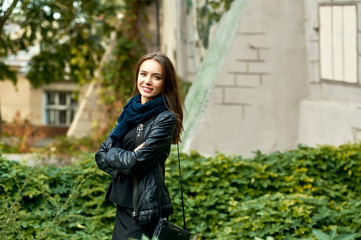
[186,0,309,156]
[299,0,361,147]
[299,100,361,145]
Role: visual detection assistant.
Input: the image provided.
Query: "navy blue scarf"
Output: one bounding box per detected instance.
[110,94,167,146]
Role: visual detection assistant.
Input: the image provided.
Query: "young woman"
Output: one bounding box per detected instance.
[95,52,184,240]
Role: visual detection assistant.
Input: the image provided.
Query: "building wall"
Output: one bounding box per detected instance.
[186,0,309,156]
[299,0,361,145]
[0,77,82,127]
[183,0,361,156]
[67,82,108,138]
[0,76,31,122]
[160,0,205,82]
[31,81,80,126]
[4,0,361,151]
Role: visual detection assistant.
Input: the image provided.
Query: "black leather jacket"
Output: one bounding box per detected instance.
[95,110,175,223]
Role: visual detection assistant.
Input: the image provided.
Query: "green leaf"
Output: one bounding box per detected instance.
[334,234,356,240]
[312,230,330,240]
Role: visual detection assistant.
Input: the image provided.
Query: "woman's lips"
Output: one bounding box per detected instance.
[142,86,153,93]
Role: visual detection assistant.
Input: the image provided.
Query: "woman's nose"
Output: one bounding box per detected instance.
[144,76,151,84]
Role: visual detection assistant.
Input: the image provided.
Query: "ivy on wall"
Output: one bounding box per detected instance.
[100,0,151,105]
[188,0,235,48]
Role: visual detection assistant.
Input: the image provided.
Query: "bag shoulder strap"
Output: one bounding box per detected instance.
[177,143,187,230]
[156,143,187,230]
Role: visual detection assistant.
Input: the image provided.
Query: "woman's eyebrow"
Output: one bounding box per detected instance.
[139,68,162,77]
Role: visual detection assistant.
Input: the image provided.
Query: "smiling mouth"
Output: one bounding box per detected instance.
[142,86,153,93]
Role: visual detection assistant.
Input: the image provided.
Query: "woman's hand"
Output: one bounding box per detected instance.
[134,142,145,152]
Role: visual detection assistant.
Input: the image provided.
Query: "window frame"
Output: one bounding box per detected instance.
[318,2,359,85]
[43,91,77,127]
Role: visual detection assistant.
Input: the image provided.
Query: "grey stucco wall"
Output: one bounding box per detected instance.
[298,0,361,145]
[187,0,309,156]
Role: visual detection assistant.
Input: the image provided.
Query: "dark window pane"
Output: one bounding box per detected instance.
[47,92,55,105]
[59,93,67,105]
[44,91,77,126]
[59,110,67,124]
[46,109,56,125]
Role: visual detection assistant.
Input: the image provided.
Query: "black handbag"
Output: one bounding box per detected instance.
[152,218,191,240]
[152,143,191,240]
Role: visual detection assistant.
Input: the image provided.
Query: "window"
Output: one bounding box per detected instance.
[319,5,357,83]
[44,91,77,126]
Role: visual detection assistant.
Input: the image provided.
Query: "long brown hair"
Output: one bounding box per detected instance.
[133,52,184,143]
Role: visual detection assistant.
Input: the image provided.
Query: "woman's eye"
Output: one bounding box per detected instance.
[140,72,146,76]
[154,75,162,80]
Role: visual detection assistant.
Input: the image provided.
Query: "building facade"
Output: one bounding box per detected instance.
[1,0,361,156]
[180,0,361,156]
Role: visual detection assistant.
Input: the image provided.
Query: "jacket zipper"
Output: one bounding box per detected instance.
[136,124,143,139]
[132,176,138,220]
[133,123,143,219]
[117,175,120,185]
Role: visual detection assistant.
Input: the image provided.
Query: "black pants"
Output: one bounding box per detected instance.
[112,205,156,240]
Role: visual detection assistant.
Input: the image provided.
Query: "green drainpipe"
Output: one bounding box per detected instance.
[182,0,249,151]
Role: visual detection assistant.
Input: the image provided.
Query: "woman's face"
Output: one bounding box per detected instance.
[137,59,164,104]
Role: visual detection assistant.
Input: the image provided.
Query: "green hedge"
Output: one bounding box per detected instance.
[1,143,361,239]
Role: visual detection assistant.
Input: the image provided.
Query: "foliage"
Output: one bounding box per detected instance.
[0,153,114,239]
[99,0,151,105]
[165,143,361,239]
[1,0,119,86]
[189,0,235,48]
[312,228,356,240]
[0,141,19,153]
[1,143,361,239]
[1,111,42,153]
[89,0,155,138]
[178,75,192,103]
[1,0,161,150]
[41,135,99,156]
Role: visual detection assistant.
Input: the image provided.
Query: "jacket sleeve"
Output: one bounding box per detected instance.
[104,112,176,176]
[95,129,119,178]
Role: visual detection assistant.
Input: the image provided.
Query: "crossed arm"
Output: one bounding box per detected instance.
[95,113,176,177]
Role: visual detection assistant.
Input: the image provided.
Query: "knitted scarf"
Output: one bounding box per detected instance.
[110,94,167,146]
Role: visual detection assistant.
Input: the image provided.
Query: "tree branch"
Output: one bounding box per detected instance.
[0,0,19,34]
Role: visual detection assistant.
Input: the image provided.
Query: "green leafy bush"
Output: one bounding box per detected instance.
[1,143,361,239]
[165,143,361,239]
[0,154,114,239]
